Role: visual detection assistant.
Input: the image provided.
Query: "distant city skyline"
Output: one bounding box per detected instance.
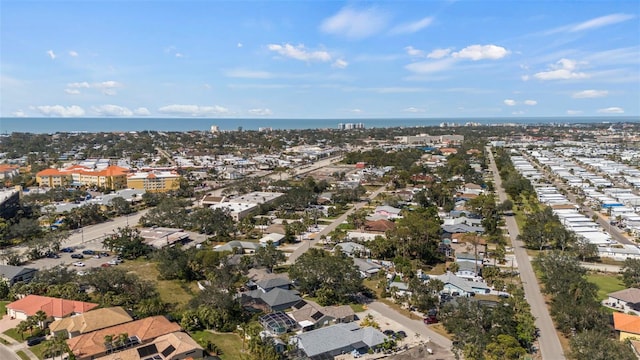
[1,1,639,119]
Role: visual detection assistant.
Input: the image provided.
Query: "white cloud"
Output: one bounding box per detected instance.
[11,110,26,117]
[350,108,363,113]
[567,110,583,115]
[158,104,230,116]
[524,100,537,106]
[69,50,78,57]
[133,107,151,116]
[405,58,456,74]
[521,75,530,81]
[237,43,243,48]
[503,99,517,106]
[94,81,121,89]
[320,6,389,39]
[267,43,331,62]
[452,44,509,60]
[427,48,452,59]
[332,59,349,69]
[571,13,635,32]
[225,69,273,79]
[67,82,91,88]
[92,104,133,116]
[534,58,589,80]
[405,46,425,57]
[598,107,624,114]
[65,89,81,95]
[34,105,85,117]
[175,53,184,58]
[390,16,434,34]
[46,50,56,59]
[512,110,525,115]
[572,89,608,98]
[402,107,426,113]
[248,108,272,116]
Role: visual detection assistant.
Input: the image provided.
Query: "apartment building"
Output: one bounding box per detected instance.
[126,171,181,193]
[36,165,129,190]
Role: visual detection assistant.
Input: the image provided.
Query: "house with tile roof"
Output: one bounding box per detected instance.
[96,331,203,360]
[66,315,182,360]
[6,295,98,321]
[49,307,133,339]
[290,322,386,359]
[607,288,640,314]
[613,312,640,341]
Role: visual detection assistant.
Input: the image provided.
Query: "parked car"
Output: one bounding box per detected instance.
[101,263,111,267]
[72,262,85,267]
[100,252,110,257]
[71,254,84,259]
[395,331,407,339]
[82,250,95,255]
[107,259,120,265]
[61,247,74,253]
[46,252,60,259]
[424,315,439,324]
[27,337,44,346]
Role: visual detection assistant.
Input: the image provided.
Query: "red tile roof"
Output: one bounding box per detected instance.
[7,295,98,318]
[36,168,67,177]
[613,312,640,335]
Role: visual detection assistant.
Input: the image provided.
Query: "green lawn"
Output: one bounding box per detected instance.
[3,328,25,342]
[16,351,30,360]
[0,301,8,317]
[189,330,243,360]
[586,273,626,301]
[28,342,47,360]
[118,259,196,309]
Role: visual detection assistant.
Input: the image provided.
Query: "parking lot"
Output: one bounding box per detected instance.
[25,244,119,271]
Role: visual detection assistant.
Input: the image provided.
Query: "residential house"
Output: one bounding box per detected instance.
[290,322,387,359]
[289,300,355,332]
[0,264,37,285]
[49,307,133,339]
[373,206,402,220]
[607,288,640,313]
[352,258,382,278]
[334,242,370,257]
[0,164,20,179]
[613,312,640,341]
[259,233,286,246]
[364,219,395,233]
[455,252,484,267]
[435,273,490,296]
[441,224,485,236]
[213,240,262,253]
[455,261,481,281]
[97,331,204,360]
[66,315,182,360]
[7,295,98,321]
[388,281,411,297]
[241,287,302,312]
[462,183,484,195]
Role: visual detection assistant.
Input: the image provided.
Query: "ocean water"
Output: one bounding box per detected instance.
[0,116,637,134]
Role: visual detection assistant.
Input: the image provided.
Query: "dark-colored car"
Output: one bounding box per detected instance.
[424,315,439,324]
[100,252,110,257]
[71,254,84,259]
[383,329,395,337]
[27,337,44,346]
[61,247,74,253]
[82,250,95,255]
[46,252,60,259]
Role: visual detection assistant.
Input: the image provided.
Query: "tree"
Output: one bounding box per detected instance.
[253,241,285,272]
[484,334,526,360]
[569,330,636,360]
[110,197,133,216]
[622,258,640,288]
[102,226,151,260]
[573,237,598,262]
[359,314,380,329]
[288,248,362,305]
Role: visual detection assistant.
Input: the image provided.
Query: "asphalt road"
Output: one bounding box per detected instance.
[487,146,566,360]
[0,345,20,360]
[368,302,453,351]
[285,185,387,264]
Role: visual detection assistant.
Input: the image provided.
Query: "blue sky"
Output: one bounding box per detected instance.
[1,0,639,119]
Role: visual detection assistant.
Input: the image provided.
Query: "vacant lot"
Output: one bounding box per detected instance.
[586,273,625,301]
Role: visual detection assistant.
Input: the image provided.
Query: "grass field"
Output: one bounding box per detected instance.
[16,351,30,360]
[586,273,625,301]
[119,259,196,309]
[190,330,243,360]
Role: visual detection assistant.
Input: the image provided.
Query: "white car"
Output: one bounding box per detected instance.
[107,259,120,265]
[72,262,85,267]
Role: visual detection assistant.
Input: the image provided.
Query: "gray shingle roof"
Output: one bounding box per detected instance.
[609,288,640,304]
[293,323,386,358]
[0,265,36,281]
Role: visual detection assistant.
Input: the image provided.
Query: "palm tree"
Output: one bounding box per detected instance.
[16,320,28,340]
[117,332,129,348]
[34,310,48,330]
[104,334,114,350]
